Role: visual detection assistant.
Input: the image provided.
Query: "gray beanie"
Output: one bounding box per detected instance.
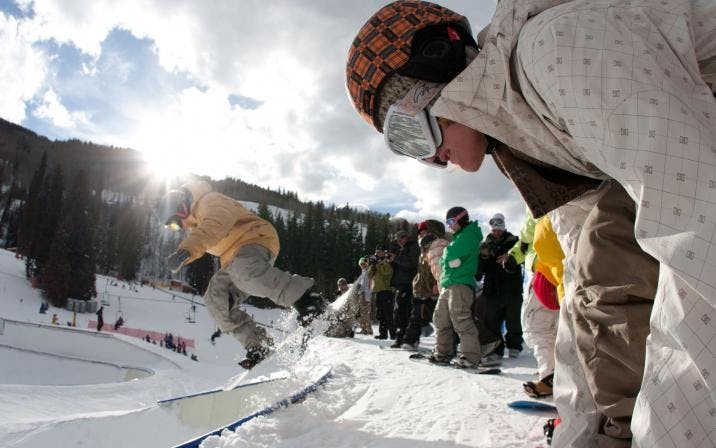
[489,213,506,230]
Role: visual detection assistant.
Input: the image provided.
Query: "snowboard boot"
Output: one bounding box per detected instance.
[508,348,521,359]
[427,352,452,365]
[238,345,271,370]
[389,336,404,348]
[480,353,503,367]
[479,340,503,367]
[543,417,561,445]
[451,355,480,369]
[524,373,554,398]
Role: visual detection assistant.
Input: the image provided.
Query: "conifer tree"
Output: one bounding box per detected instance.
[257,202,272,222]
[46,170,97,302]
[32,165,64,279]
[18,151,48,277]
[116,202,144,281]
[42,226,72,306]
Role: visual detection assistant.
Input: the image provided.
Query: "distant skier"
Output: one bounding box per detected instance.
[114,316,125,331]
[96,306,104,331]
[157,180,314,369]
[210,328,222,344]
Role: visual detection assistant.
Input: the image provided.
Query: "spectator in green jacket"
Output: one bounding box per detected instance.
[429,207,483,368]
[368,244,394,339]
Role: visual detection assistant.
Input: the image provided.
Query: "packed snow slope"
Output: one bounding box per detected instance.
[0,249,554,447]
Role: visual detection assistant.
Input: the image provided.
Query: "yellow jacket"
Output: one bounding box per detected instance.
[532,217,565,302]
[178,181,280,269]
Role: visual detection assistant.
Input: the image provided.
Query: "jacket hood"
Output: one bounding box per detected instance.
[181,180,213,208]
[430,0,602,178]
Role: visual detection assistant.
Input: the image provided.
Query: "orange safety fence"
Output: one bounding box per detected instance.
[87,321,195,348]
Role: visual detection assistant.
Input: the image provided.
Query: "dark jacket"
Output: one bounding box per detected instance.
[476,231,523,297]
[390,239,420,288]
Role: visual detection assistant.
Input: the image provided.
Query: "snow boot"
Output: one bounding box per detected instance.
[508,348,521,358]
[427,352,452,365]
[543,417,561,445]
[480,353,503,367]
[238,345,271,370]
[524,373,554,398]
[451,355,480,369]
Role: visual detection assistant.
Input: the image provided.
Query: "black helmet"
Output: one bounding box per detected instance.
[418,233,437,250]
[156,188,192,230]
[445,206,469,228]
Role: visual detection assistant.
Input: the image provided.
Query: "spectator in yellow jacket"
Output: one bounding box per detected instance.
[157,180,314,369]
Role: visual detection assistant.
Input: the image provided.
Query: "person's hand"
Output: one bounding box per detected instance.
[496,253,508,265]
[501,254,519,272]
[167,249,190,273]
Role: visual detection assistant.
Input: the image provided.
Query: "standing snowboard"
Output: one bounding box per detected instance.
[408,352,501,375]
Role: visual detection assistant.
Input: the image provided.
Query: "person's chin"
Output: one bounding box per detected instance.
[457,160,481,172]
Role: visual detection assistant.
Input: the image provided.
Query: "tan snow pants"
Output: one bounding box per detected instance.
[434,284,481,363]
[204,244,311,349]
[569,181,659,445]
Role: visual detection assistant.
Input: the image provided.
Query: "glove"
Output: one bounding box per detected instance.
[167,249,190,273]
[448,258,462,268]
[502,255,519,273]
[520,241,529,254]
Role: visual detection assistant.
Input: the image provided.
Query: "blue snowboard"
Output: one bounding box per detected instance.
[508,400,557,412]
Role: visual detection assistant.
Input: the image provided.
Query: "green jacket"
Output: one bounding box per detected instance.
[368,260,393,292]
[440,221,483,288]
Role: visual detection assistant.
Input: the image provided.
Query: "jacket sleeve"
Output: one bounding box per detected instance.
[444,225,483,262]
[428,240,448,283]
[179,194,238,262]
[509,212,537,264]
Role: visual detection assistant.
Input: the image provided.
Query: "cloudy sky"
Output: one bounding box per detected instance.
[0,0,526,231]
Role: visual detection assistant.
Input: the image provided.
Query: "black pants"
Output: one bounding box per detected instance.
[473,293,501,345]
[483,291,523,355]
[403,297,437,344]
[392,285,413,343]
[375,290,395,338]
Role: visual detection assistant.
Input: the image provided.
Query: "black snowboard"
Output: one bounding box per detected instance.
[408,352,502,375]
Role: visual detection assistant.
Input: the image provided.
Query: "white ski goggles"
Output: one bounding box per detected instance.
[383,81,447,169]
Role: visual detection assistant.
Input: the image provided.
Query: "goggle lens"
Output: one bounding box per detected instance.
[165,216,183,231]
[445,210,467,227]
[382,81,447,169]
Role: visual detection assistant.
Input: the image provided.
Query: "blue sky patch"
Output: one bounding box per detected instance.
[228,94,263,110]
[25,27,198,140]
[0,0,33,19]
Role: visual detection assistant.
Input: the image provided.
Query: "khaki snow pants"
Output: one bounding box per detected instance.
[555,182,659,447]
[433,284,481,363]
[203,244,312,349]
[358,292,373,334]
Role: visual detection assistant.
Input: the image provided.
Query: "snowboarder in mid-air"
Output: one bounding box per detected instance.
[157,180,314,369]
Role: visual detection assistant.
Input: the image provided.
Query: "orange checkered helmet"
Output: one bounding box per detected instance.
[346,1,473,132]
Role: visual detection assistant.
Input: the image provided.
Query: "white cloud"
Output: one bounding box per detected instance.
[0,13,46,122]
[32,88,88,128]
